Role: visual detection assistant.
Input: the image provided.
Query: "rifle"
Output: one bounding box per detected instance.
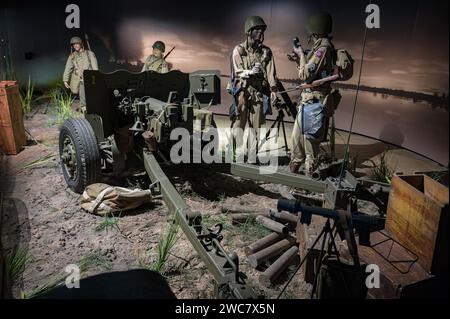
[277,73,340,95]
[84,33,93,71]
[163,46,175,60]
[84,33,92,51]
[145,46,175,70]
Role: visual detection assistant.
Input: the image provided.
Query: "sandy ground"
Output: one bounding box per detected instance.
[0,101,446,299]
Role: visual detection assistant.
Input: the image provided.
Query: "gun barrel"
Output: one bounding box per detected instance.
[277,198,382,228]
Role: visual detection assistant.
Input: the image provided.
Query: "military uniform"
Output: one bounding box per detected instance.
[141,55,169,73]
[63,38,98,108]
[230,16,278,160]
[142,41,169,73]
[290,12,337,174]
[231,40,278,128]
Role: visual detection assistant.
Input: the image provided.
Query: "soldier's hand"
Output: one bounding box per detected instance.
[293,46,304,57]
[287,53,299,63]
[251,63,262,75]
[64,82,70,89]
[270,91,277,104]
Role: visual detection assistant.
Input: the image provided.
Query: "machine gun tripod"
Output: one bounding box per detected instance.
[257,80,297,155]
[276,197,384,299]
[279,217,341,299]
[257,100,292,154]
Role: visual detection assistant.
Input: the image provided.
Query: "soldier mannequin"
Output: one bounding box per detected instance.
[142,41,169,73]
[63,36,98,112]
[229,16,278,162]
[289,12,337,175]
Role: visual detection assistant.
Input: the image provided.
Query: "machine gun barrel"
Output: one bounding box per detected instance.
[277,198,383,228]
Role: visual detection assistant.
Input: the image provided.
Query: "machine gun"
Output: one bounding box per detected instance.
[277,197,385,246]
[276,196,384,299]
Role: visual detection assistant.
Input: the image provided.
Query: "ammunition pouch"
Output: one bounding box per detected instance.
[228,80,243,122]
[262,92,272,116]
[300,102,327,141]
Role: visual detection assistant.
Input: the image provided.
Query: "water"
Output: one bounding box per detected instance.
[211,81,449,165]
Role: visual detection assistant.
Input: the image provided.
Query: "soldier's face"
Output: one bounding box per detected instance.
[73,43,82,51]
[250,28,265,44]
[153,48,163,58]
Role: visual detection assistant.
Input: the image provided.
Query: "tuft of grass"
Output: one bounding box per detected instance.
[23,250,112,299]
[76,251,113,272]
[217,192,226,203]
[369,152,393,184]
[95,213,121,232]
[202,213,231,230]
[151,219,180,274]
[418,171,449,187]
[19,153,56,171]
[234,217,271,242]
[19,76,34,115]
[50,87,75,125]
[6,246,31,282]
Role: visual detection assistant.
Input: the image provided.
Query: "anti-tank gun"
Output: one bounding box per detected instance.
[59,69,256,298]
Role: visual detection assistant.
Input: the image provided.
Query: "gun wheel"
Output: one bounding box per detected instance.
[59,118,102,193]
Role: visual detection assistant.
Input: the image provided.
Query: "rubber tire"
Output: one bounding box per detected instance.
[59,118,102,193]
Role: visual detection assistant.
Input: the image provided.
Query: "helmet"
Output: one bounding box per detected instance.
[152,41,166,53]
[70,36,83,45]
[244,16,267,34]
[306,11,333,35]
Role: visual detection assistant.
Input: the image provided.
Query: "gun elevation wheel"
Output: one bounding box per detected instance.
[59,118,102,193]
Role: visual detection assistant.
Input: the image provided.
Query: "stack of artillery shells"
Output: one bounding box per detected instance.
[243,209,300,286]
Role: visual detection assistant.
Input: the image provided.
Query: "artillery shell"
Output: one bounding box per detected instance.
[247,238,296,268]
[244,232,286,256]
[256,215,289,234]
[268,210,298,226]
[259,246,299,287]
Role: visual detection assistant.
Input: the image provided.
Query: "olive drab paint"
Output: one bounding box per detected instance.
[63,38,98,107]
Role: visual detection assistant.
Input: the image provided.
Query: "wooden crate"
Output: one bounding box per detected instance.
[0,81,26,155]
[296,215,327,283]
[386,174,449,274]
[340,231,447,299]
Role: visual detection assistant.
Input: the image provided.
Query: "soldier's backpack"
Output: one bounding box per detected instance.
[81,183,153,216]
[335,49,354,81]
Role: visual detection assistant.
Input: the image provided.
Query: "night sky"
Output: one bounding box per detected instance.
[2,0,448,93]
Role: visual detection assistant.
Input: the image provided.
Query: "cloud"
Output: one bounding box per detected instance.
[391,70,409,75]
